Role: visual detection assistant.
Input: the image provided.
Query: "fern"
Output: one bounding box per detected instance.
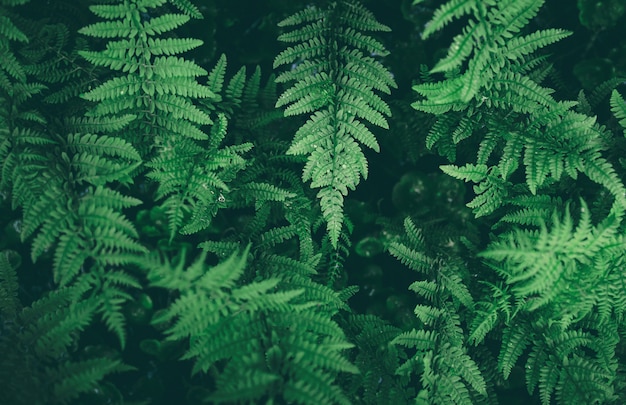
[274,0,396,247]
[3,0,626,404]
[133,244,359,404]
[0,251,133,405]
[480,200,624,317]
[611,89,626,136]
[389,217,488,404]
[415,0,626,216]
[79,0,215,156]
[342,314,412,403]
[146,112,252,239]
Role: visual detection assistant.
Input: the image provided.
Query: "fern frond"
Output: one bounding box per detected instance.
[422,0,477,39]
[392,328,437,351]
[555,355,616,404]
[67,133,141,161]
[275,0,394,247]
[147,37,203,55]
[0,250,19,318]
[51,358,133,404]
[611,89,626,133]
[498,319,532,379]
[504,29,571,62]
[168,0,203,19]
[208,368,280,403]
[78,20,133,39]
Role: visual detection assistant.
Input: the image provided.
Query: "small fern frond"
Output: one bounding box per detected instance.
[51,358,133,404]
[0,250,19,318]
[611,89,626,134]
[498,319,532,379]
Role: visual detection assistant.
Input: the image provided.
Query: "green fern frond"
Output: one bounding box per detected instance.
[237,182,297,205]
[65,115,137,134]
[0,250,19,318]
[51,358,133,404]
[30,200,70,262]
[442,164,510,217]
[388,217,433,273]
[392,328,437,351]
[168,0,203,19]
[135,244,358,404]
[555,355,616,404]
[0,15,27,43]
[468,300,503,346]
[388,243,433,273]
[145,112,252,239]
[71,152,140,186]
[275,0,395,247]
[504,29,571,62]
[388,212,486,404]
[0,44,26,82]
[26,295,98,359]
[498,319,532,379]
[68,133,141,161]
[208,368,280,403]
[611,89,626,133]
[79,0,214,159]
[422,0,477,40]
[481,200,623,315]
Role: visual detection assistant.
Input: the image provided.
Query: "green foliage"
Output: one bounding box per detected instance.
[2,0,626,404]
[130,244,359,404]
[78,0,214,156]
[414,0,626,217]
[389,218,487,404]
[274,0,396,247]
[611,89,626,136]
[415,0,626,404]
[0,250,133,405]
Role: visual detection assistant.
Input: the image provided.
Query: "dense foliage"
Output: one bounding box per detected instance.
[1,0,626,404]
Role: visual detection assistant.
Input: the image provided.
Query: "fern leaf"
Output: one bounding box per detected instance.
[440,163,488,183]
[505,29,571,62]
[431,20,480,73]
[208,368,280,403]
[392,329,437,351]
[284,365,353,405]
[422,0,477,39]
[316,187,345,248]
[142,13,189,35]
[0,250,20,318]
[275,0,394,247]
[0,15,28,42]
[538,355,560,405]
[388,242,432,273]
[498,320,532,379]
[53,233,90,286]
[89,3,133,20]
[52,358,132,404]
[555,356,615,404]
[610,89,626,133]
[168,0,203,19]
[206,53,227,95]
[78,20,133,39]
[146,37,203,55]
[68,133,141,161]
[468,301,499,346]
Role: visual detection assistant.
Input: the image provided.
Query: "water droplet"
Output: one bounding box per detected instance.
[12,220,22,234]
[355,236,384,258]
